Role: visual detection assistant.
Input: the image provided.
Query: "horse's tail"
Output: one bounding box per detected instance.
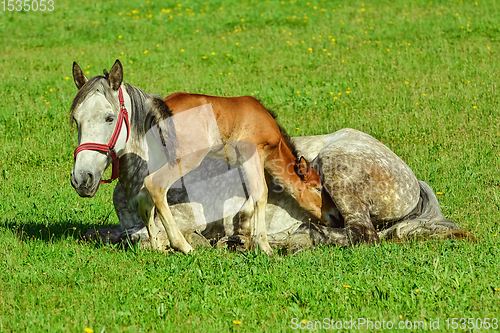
[379,181,473,241]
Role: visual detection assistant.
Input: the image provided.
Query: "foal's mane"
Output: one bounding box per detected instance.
[266,108,300,160]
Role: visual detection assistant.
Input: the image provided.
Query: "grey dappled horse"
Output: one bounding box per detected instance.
[69,63,464,252]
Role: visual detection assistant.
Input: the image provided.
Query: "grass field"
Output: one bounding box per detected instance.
[1,0,499,331]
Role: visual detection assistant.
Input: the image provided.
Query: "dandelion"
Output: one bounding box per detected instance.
[251,46,254,49]
[157,44,160,47]
[296,128,300,130]
[65,77,69,80]
[387,49,390,52]
[226,54,230,56]
[85,71,89,74]
[405,81,409,84]
[308,47,312,51]
[306,92,310,94]
[118,35,122,39]
[415,289,419,293]
[181,49,184,52]
[84,329,94,333]
[49,89,53,92]
[346,91,350,94]
[334,96,338,100]
[296,91,300,94]
[487,46,491,50]
[228,72,232,75]
[343,285,350,288]
[301,319,308,324]
[202,56,208,59]
[143,50,148,54]
[219,72,222,75]
[338,93,342,96]
[233,320,242,325]
[473,106,477,109]
[330,92,333,95]
[437,192,443,195]
[46,102,50,104]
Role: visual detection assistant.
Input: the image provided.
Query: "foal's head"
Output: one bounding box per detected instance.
[70,60,127,197]
[293,156,324,220]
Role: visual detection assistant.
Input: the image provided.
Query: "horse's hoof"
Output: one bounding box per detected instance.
[186,232,211,248]
[347,225,380,246]
[286,234,314,254]
[217,235,248,252]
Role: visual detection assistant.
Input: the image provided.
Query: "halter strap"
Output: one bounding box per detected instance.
[73,87,130,184]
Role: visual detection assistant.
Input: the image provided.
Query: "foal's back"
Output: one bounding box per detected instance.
[163,92,282,152]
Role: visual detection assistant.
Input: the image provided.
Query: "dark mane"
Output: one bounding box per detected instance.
[263,105,300,159]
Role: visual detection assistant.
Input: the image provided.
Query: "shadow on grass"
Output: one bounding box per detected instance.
[0,217,118,245]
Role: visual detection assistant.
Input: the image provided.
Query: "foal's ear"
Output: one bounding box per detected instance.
[295,156,312,182]
[109,59,123,91]
[72,62,88,90]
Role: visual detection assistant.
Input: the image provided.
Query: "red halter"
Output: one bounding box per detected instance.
[74,87,130,184]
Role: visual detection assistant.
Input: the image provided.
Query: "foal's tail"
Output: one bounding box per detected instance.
[379,181,473,241]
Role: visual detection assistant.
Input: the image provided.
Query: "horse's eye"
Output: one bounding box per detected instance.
[106,117,114,123]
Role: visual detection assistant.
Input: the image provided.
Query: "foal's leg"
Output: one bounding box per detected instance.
[144,174,193,254]
[240,154,273,255]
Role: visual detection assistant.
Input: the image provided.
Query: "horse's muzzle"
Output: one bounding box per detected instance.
[71,170,99,197]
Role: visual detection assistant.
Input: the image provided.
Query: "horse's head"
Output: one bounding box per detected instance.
[70,60,129,197]
[293,156,324,220]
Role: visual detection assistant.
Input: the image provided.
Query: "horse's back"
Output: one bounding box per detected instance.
[315,128,420,224]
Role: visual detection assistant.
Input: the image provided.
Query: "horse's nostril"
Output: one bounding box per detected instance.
[86,172,93,185]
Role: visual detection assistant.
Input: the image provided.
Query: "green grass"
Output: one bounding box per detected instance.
[0,0,499,331]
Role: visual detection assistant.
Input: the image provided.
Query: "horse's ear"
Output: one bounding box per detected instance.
[295,156,311,182]
[109,59,123,91]
[72,62,88,90]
